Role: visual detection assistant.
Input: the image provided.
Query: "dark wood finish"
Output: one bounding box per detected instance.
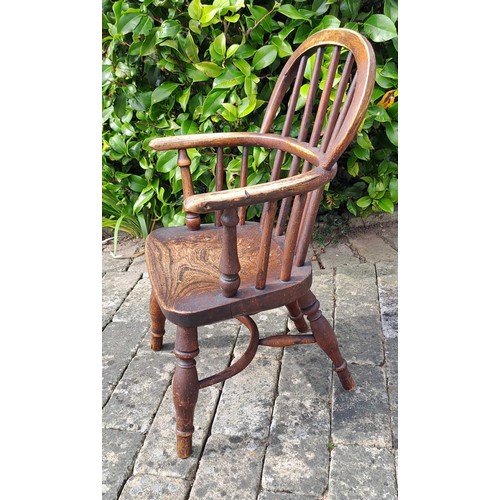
[149,292,166,351]
[172,325,199,458]
[298,290,355,390]
[178,149,200,231]
[144,29,376,457]
[145,223,312,327]
[198,315,259,389]
[285,300,309,333]
[219,207,241,297]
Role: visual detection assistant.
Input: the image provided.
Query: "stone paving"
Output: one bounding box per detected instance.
[102,213,398,499]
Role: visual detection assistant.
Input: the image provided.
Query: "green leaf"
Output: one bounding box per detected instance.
[117,12,142,35]
[158,20,181,38]
[133,187,155,214]
[340,0,361,19]
[356,132,374,150]
[377,197,394,213]
[188,0,202,20]
[384,0,398,23]
[233,59,251,76]
[156,150,178,173]
[238,95,256,118]
[151,82,180,105]
[347,199,358,216]
[271,36,293,57]
[389,178,398,202]
[347,160,359,177]
[249,5,274,32]
[210,33,226,61]
[311,15,341,34]
[178,87,191,112]
[213,68,244,89]
[220,103,238,122]
[140,28,158,56]
[381,62,398,80]
[181,119,198,135]
[386,121,398,146]
[200,5,219,26]
[194,62,224,78]
[109,135,127,155]
[364,14,398,42]
[234,44,255,59]
[278,5,313,21]
[252,45,278,71]
[353,144,370,161]
[356,196,372,208]
[183,32,200,62]
[202,90,228,119]
[226,43,240,58]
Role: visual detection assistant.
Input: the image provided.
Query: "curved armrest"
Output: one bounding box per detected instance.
[184,165,338,214]
[149,132,325,167]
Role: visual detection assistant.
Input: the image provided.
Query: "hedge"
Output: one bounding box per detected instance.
[102,0,398,239]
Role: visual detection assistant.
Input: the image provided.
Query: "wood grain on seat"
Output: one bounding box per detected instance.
[145,223,312,327]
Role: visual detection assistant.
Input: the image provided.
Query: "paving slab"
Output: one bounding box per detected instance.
[133,322,237,479]
[127,254,147,275]
[376,262,398,339]
[102,238,141,274]
[262,394,331,496]
[328,444,397,500]
[133,385,220,480]
[346,230,397,263]
[331,364,391,448]
[113,277,152,323]
[334,264,384,365]
[258,492,320,500]
[315,241,361,268]
[189,435,266,500]
[120,474,191,500]
[102,322,151,406]
[261,345,333,495]
[102,271,142,328]
[102,428,145,500]
[210,354,281,439]
[376,222,398,250]
[385,336,398,449]
[102,349,175,433]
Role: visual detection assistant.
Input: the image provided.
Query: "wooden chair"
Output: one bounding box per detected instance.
[145,29,376,458]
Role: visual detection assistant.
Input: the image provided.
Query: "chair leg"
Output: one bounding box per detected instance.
[150,292,166,351]
[285,300,309,333]
[173,325,200,458]
[298,290,356,391]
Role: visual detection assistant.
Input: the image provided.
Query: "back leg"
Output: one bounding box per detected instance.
[150,291,166,351]
[285,300,309,333]
[298,290,355,391]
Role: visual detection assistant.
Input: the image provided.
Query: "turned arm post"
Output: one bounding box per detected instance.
[178,149,200,231]
[219,207,241,297]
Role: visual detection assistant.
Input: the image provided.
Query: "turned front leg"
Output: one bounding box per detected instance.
[298,290,355,391]
[173,326,200,458]
[286,300,309,333]
[150,292,166,351]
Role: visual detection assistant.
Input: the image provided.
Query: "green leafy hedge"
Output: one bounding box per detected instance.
[102,0,398,238]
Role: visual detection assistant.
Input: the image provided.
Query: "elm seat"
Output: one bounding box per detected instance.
[146,223,312,328]
[142,28,376,459]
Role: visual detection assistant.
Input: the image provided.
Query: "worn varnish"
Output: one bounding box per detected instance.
[143,29,376,458]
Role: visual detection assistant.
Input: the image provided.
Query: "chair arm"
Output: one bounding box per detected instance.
[184,165,338,214]
[149,132,325,167]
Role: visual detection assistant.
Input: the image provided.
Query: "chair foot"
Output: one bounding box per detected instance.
[285,300,309,333]
[173,326,200,459]
[334,361,356,391]
[150,292,166,351]
[298,290,355,391]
